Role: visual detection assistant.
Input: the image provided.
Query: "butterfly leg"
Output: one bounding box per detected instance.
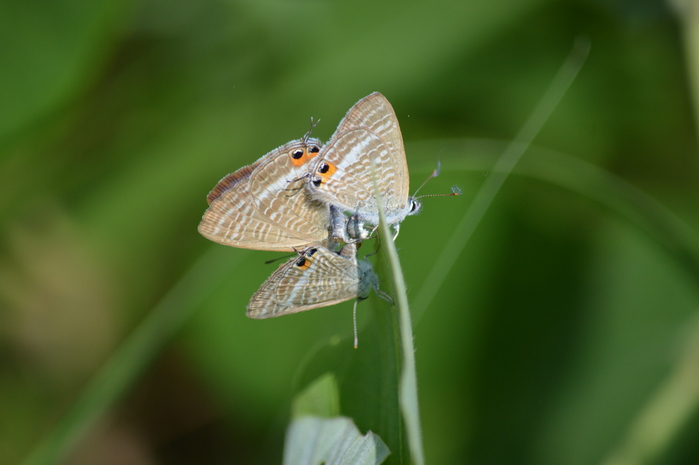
[391,223,400,241]
[329,204,349,243]
[375,287,394,306]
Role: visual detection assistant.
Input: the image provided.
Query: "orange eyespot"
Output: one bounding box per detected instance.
[295,257,312,270]
[314,162,337,183]
[289,145,321,167]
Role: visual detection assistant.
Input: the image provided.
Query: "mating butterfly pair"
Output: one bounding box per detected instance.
[198,92,420,318]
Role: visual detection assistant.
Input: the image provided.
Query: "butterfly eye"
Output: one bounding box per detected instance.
[409,199,421,213]
[312,177,322,187]
[291,149,304,160]
[309,145,320,153]
[319,163,330,174]
[307,248,318,256]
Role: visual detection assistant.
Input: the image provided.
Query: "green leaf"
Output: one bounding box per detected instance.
[287,374,390,464]
[283,416,389,465]
[292,372,341,419]
[293,288,407,465]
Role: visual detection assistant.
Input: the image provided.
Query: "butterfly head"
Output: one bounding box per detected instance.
[407,197,422,216]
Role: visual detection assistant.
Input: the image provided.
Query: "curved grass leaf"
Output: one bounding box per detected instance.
[369,161,424,465]
[292,372,341,419]
[407,140,699,308]
[599,314,699,465]
[411,38,589,323]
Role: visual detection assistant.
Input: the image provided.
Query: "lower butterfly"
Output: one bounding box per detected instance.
[246,242,378,318]
[247,242,391,347]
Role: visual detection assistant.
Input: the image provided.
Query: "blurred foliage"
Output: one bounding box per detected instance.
[2,0,699,464]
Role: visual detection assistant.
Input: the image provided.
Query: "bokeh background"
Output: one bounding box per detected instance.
[2,0,699,464]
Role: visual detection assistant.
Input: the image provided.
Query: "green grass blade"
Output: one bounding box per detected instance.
[412,38,590,324]
[370,160,424,465]
[292,373,342,419]
[292,295,406,465]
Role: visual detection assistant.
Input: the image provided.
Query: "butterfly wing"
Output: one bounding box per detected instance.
[247,244,361,318]
[198,138,330,251]
[306,92,411,225]
[248,139,330,247]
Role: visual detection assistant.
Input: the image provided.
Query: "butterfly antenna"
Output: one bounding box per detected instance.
[264,253,295,265]
[282,181,305,197]
[286,169,313,186]
[293,118,321,191]
[412,161,462,200]
[303,117,321,143]
[412,160,441,197]
[413,160,462,199]
[353,300,359,349]
[414,185,462,200]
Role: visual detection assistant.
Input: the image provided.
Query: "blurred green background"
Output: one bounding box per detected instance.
[2,0,699,464]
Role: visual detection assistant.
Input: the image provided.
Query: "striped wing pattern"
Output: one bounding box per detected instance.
[198,93,409,318]
[247,243,375,318]
[306,92,412,226]
[198,138,330,252]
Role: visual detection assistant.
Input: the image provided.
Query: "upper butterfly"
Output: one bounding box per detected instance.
[305,92,420,238]
[198,134,333,252]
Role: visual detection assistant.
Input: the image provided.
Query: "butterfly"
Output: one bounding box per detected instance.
[246,242,378,318]
[304,92,421,239]
[198,134,334,252]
